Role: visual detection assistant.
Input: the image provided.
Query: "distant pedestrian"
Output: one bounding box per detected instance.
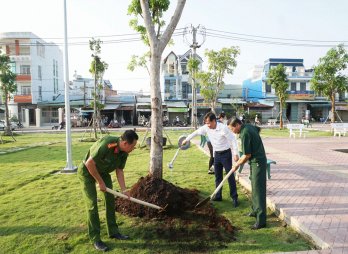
[218,112,227,125]
[182,112,240,207]
[254,115,260,125]
[228,118,267,230]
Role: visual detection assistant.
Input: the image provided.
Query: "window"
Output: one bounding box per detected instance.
[21,86,31,95]
[20,65,31,75]
[300,82,306,91]
[38,65,42,81]
[265,82,271,93]
[36,41,45,58]
[38,86,42,100]
[182,82,189,99]
[181,64,188,74]
[291,82,297,91]
[168,63,175,76]
[54,78,58,94]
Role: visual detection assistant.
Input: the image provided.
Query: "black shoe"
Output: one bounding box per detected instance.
[211,197,222,201]
[232,199,239,208]
[251,223,266,230]
[94,240,109,252]
[109,232,130,240]
[245,212,256,217]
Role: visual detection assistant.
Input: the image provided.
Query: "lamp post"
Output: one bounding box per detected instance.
[61,0,77,173]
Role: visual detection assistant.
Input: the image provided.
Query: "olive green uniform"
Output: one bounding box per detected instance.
[77,136,128,242]
[240,124,267,226]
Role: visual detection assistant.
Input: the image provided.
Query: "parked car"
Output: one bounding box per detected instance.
[0,120,17,131]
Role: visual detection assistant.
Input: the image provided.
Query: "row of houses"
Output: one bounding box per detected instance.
[1,32,348,128]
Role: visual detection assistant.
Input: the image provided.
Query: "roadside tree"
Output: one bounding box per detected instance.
[311,44,348,123]
[0,50,17,136]
[128,0,186,178]
[89,38,108,139]
[197,47,240,114]
[267,64,288,129]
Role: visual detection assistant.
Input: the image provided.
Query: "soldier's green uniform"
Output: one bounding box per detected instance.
[240,124,267,226]
[78,136,128,242]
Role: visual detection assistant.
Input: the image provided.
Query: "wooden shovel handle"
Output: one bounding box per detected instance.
[105,187,162,210]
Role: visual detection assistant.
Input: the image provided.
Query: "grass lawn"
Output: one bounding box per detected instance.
[0,129,316,253]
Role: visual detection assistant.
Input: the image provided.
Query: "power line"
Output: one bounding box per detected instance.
[206,28,348,43]
[205,31,345,48]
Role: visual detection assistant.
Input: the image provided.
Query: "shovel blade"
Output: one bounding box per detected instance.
[195,196,211,209]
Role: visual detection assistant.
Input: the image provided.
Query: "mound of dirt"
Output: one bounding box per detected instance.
[115,175,235,246]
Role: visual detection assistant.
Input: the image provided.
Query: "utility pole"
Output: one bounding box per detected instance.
[184,25,206,129]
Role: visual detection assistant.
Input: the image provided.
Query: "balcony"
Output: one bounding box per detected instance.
[14,94,32,103]
[16,74,31,82]
[9,54,31,62]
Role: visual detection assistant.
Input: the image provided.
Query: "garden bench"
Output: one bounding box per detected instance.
[331,123,348,137]
[287,124,307,138]
[267,119,277,126]
[237,152,275,180]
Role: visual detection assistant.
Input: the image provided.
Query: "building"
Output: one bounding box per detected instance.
[162,49,203,101]
[242,58,345,122]
[0,32,63,126]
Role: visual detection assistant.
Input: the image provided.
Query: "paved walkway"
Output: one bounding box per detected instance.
[194,134,348,254]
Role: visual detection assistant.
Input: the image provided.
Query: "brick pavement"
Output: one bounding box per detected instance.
[193,134,348,254]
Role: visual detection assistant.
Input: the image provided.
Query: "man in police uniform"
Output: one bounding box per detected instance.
[228,118,267,230]
[78,130,138,251]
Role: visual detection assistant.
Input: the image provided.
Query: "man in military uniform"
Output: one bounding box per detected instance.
[78,130,138,251]
[228,118,267,230]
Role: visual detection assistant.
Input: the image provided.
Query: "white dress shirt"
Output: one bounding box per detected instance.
[185,122,238,155]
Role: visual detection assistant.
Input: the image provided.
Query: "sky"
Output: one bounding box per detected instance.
[1,0,348,93]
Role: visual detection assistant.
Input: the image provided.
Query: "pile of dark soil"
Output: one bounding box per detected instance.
[116,175,235,248]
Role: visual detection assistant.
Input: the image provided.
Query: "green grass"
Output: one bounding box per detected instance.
[0,130,315,253]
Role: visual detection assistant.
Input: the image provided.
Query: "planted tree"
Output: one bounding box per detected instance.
[311,44,348,123]
[197,47,240,113]
[128,0,186,178]
[89,38,108,139]
[0,50,17,136]
[267,64,288,129]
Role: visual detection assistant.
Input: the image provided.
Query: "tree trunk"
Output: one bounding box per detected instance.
[149,51,163,178]
[279,102,283,129]
[93,70,97,139]
[4,91,12,135]
[331,93,336,123]
[140,0,186,179]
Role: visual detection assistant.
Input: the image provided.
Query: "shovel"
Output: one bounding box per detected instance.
[167,135,190,169]
[105,187,165,211]
[195,167,237,209]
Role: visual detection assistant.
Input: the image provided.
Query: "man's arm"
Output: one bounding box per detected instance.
[232,154,251,172]
[84,157,106,192]
[182,126,206,146]
[224,126,239,161]
[116,169,130,198]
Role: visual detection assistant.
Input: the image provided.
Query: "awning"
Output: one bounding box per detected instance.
[137,108,152,112]
[309,103,331,108]
[103,104,120,110]
[116,106,134,111]
[168,107,188,113]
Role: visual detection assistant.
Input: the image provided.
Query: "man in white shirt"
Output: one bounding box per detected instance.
[182,112,240,207]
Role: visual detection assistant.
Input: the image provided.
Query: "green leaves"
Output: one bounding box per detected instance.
[311,44,348,96]
[196,47,240,111]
